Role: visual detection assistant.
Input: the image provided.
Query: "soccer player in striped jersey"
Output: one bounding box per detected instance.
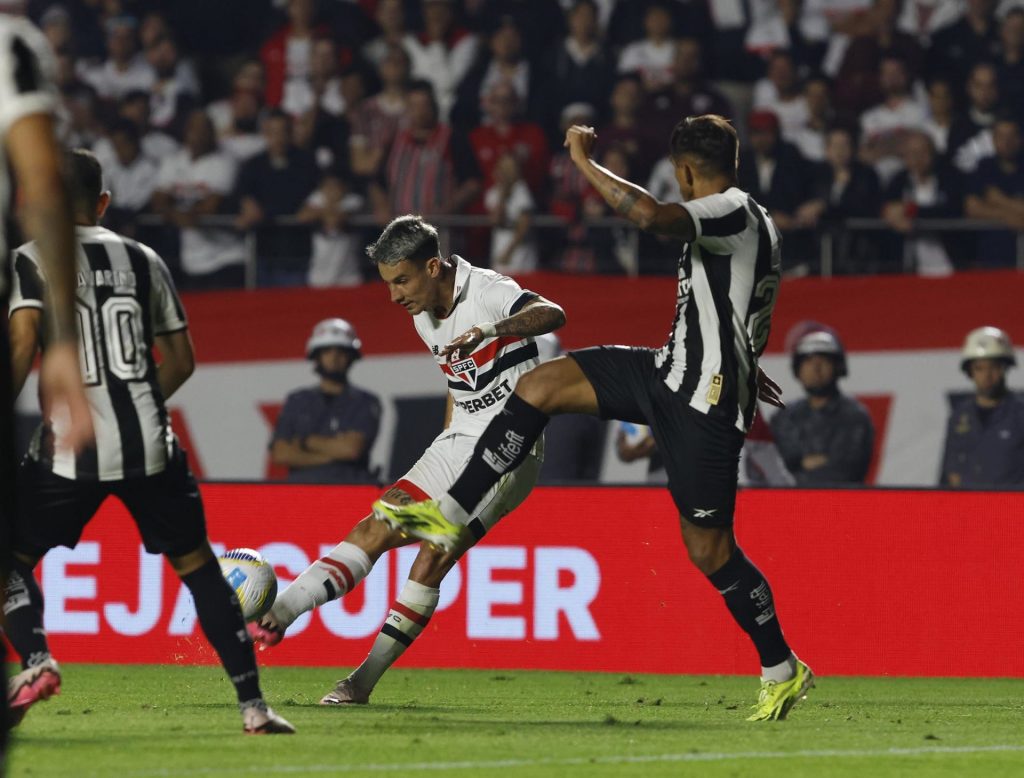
[4,149,294,735]
[374,115,815,721]
[249,215,565,705]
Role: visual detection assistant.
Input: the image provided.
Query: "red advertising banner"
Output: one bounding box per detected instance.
[31,485,1024,678]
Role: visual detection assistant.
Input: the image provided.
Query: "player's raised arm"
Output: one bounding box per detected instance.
[564,125,696,242]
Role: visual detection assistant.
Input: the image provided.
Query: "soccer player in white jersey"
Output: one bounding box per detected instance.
[249,215,565,705]
[375,115,815,721]
[4,150,294,735]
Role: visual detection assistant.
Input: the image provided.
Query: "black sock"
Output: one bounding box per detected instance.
[448,393,549,514]
[3,559,50,669]
[181,559,262,704]
[706,548,791,668]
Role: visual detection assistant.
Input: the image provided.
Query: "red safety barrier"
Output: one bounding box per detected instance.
[26,484,1024,678]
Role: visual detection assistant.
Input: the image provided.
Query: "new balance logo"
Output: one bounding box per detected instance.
[482,430,527,474]
[693,508,717,519]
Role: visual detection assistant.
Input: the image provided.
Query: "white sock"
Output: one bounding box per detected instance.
[271,541,372,627]
[349,580,440,694]
[438,493,471,525]
[761,653,797,683]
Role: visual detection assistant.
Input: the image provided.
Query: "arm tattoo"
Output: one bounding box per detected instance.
[494,303,565,338]
[614,190,641,217]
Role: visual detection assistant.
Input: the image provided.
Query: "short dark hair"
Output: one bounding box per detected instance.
[64,148,103,217]
[406,79,439,117]
[669,114,738,177]
[366,214,441,265]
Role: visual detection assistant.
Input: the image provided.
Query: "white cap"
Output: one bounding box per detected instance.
[961,326,1015,371]
[306,318,362,359]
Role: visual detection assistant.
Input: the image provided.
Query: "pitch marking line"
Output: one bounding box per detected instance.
[129,744,1024,776]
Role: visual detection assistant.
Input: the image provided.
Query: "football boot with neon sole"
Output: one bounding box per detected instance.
[371,498,465,552]
[747,658,815,721]
[7,659,61,726]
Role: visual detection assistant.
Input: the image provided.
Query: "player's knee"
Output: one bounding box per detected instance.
[515,369,557,413]
[680,521,734,576]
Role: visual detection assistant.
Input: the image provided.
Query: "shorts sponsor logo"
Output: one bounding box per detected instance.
[693,508,717,519]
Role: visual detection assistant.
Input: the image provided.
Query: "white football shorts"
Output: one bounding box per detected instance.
[390,431,541,535]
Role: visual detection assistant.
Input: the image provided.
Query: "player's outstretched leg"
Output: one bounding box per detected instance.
[3,556,62,726]
[682,520,813,721]
[322,580,439,705]
[173,545,295,734]
[251,538,374,647]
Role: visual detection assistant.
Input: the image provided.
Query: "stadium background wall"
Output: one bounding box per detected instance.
[17,483,1024,679]
[13,269,1024,486]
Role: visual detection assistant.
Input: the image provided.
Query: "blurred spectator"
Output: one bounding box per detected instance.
[536,333,607,483]
[790,74,834,162]
[299,171,367,287]
[740,412,796,487]
[752,50,809,141]
[965,115,1024,266]
[112,90,180,162]
[211,87,267,163]
[363,0,409,66]
[405,0,479,121]
[139,10,172,50]
[77,15,155,101]
[235,110,319,284]
[39,4,72,54]
[93,119,160,235]
[596,74,658,182]
[145,33,200,137]
[271,319,381,484]
[770,329,875,485]
[260,0,330,108]
[928,0,1000,87]
[283,37,347,118]
[579,144,635,273]
[453,17,537,130]
[617,1,676,93]
[640,38,733,144]
[469,0,567,65]
[738,111,817,264]
[996,9,1024,111]
[469,81,549,196]
[744,0,829,67]
[834,0,924,116]
[370,80,481,220]
[55,51,102,147]
[941,326,1024,488]
[951,62,1002,172]
[293,61,359,172]
[540,0,616,139]
[350,45,410,179]
[485,152,538,274]
[922,77,957,157]
[859,54,927,182]
[881,131,962,275]
[548,102,596,269]
[208,60,266,136]
[151,109,246,289]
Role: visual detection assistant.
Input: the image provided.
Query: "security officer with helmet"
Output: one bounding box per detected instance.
[941,326,1024,488]
[770,328,875,485]
[270,318,381,483]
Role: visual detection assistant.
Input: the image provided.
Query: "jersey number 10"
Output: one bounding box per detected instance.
[76,297,148,385]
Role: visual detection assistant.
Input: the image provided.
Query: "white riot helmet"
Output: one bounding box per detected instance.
[792,330,847,378]
[960,326,1015,374]
[306,318,362,360]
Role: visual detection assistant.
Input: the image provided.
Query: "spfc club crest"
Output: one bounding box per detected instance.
[450,356,478,388]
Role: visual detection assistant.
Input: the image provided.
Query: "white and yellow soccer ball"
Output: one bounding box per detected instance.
[218,548,277,622]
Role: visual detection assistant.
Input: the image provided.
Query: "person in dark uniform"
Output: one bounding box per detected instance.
[941,326,1024,488]
[770,328,875,486]
[270,318,382,483]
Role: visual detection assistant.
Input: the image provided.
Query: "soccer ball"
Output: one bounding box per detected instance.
[218,548,277,622]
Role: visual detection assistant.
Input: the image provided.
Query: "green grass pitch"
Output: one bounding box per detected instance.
[7,665,1024,777]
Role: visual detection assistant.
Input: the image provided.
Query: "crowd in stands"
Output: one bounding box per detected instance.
[26,0,1024,288]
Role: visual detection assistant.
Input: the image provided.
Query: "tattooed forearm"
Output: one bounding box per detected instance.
[493,301,566,338]
[614,189,641,217]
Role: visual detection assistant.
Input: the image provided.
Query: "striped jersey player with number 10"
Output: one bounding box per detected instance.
[249,215,565,704]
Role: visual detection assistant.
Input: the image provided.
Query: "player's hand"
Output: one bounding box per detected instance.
[442,326,486,362]
[38,341,94,452]
[564,125,597,164]
[756,366,785,409]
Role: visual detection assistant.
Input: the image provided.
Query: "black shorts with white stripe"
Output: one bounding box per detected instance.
[569,345,745,528]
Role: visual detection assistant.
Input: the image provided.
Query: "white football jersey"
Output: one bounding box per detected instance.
[413,255,541,439]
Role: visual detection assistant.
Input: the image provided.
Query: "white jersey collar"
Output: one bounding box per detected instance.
[449,254,473,307]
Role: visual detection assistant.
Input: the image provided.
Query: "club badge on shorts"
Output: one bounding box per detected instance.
[706,374,723,405]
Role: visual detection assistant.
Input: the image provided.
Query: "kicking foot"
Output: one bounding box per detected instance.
[7,659,62,726]
[242,701,296,734]
[319,678,370,706]
[371,498,465,553]
[248,613,286,649]
[747,659,815,721]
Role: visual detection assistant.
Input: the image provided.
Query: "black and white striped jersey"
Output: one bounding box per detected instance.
[655,187,782,433]
[0,14,58,303]
[9,226,188,480]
